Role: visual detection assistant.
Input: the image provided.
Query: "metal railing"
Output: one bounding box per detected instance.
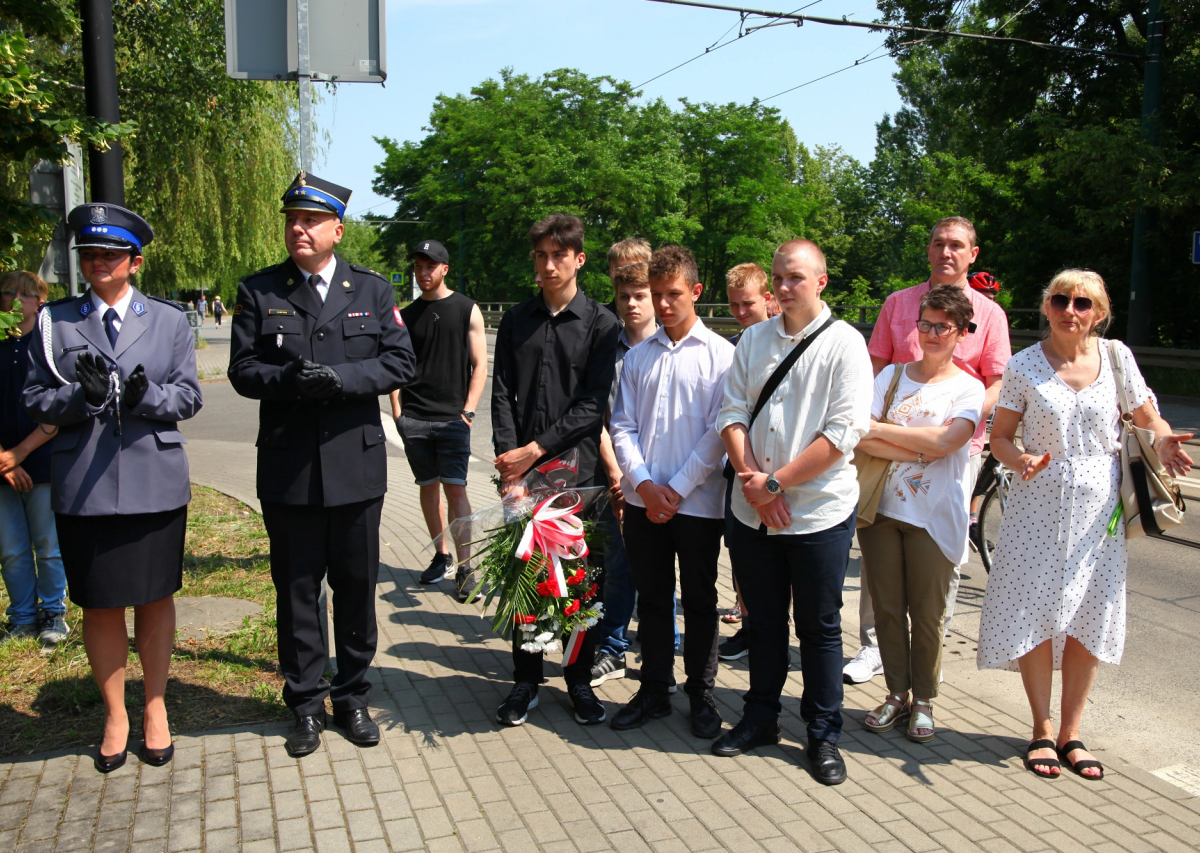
[476,303,1200,370]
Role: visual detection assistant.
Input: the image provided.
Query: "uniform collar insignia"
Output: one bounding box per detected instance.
[132,301,146,316]
[286,278,295,286]
[79,301,92,316]
[342,281,351,288]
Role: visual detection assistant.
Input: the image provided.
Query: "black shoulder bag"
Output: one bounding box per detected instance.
[723,314,837,480]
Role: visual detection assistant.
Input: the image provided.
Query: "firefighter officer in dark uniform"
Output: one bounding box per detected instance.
[228,173,415,757]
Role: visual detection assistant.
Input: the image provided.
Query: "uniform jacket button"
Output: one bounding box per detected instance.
[323,430,330,438]
[359,324,365,329]
[318,332,324,340]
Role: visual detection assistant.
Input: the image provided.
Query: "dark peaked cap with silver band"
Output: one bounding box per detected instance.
[280,171,352,219]
[68,204,154,254]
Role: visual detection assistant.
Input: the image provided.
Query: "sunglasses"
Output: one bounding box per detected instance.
[916,320,965,337]
[1049,294,1094,313]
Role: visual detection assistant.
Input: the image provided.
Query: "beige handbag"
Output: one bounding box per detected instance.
[854,364,906,529]
[1108,339,1186,539]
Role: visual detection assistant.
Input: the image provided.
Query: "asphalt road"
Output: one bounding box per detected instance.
[183,323,1200,788]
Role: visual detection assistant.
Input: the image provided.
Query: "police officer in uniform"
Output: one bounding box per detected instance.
[25,203,202,773]
[228,173,415,757]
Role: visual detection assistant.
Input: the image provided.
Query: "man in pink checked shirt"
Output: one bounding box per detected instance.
[844,216,1011,685]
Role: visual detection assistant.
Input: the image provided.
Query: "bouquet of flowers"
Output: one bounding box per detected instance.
[432,450,606,663]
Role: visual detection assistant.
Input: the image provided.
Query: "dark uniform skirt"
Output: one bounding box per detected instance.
[57,506,187,609]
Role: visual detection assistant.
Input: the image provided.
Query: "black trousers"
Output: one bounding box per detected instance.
[262,497,383,716]
[624,505,723,695]
[730,511,855,743]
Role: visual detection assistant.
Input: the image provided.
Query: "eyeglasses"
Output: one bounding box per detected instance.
[1049,294,1094,313]
[916,320,964,337]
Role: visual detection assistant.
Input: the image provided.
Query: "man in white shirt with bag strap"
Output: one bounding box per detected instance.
[714,239,872,786]
[609,245,734,739]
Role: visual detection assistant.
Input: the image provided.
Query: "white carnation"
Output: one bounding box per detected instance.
[543,640,561,654]
[535,632,554,644]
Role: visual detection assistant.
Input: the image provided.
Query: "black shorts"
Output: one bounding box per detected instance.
[395,415,471,486]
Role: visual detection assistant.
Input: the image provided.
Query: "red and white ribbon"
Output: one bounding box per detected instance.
[516,493,589,597]
[562,626,586,666]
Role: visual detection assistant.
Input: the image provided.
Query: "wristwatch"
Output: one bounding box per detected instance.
[460,410,475,422]
[765,475,783,495]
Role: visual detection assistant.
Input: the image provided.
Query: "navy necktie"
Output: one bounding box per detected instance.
[103,308,119,348]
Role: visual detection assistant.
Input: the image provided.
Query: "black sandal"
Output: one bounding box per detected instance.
[1058,740,1104,780]
[1024,739,1061,779]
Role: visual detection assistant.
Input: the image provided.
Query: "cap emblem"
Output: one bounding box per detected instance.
[89,206,107,225]
[298,171,307,187]
[423,243,430,250]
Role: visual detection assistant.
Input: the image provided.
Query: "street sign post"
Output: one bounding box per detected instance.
[224,0,387,172]
[1193,231,1199,264]
[30,143,86,296]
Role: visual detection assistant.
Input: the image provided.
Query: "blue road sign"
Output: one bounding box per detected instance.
[1194,232,1200,264]
[391,273,404,284]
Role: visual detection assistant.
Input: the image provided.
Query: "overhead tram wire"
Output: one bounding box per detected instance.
[643,0,1144,61]
[634,0,831,89]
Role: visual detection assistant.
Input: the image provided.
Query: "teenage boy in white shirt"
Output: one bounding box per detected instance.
[715,239,872,786]
[609,245,734,739]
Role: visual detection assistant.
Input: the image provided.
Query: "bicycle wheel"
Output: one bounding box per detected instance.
[977,472,1011,574]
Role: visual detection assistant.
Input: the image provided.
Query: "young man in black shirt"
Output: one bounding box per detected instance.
[389,239,487,601]
[491,214,621,726]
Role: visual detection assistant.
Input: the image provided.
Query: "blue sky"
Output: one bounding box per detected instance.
[312,0,905,219]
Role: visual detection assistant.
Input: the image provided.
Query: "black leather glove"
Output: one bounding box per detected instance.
[74,353,110,408]
[295,360,342,399]
[124,364,149,409]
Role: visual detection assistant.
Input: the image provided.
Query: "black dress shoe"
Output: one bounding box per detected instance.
[94,741,128,774]
[610,685,672,731]
[285,713,326,757]
[140,743,174,767]
[807,738,847,786]
[711,716,781,757]
[689,692,722,739]
[333,708,380,746]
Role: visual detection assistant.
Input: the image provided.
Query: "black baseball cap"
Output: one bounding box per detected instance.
[410,239,449,265]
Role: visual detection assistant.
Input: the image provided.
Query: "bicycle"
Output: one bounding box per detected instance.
[970,446,1013,574]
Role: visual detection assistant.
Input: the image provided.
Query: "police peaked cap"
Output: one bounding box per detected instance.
[280,171,352,219]
[68,204,154,255]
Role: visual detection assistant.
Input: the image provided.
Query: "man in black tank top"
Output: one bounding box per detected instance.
[389,240,487,600]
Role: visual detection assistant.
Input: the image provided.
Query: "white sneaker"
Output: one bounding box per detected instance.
[842,645,883,684]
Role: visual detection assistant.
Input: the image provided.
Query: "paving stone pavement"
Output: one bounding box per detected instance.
[2,388,1199,850]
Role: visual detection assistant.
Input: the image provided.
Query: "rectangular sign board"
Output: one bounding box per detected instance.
[224,0,386,83]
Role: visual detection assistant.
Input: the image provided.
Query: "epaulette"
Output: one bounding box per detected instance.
[242,261,286,283]
[149,296,186,312]
[44,295,78,308]
[349,263,389,283]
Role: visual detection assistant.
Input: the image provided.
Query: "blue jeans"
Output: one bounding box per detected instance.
[0,483,66,624]
[597,502,679,658]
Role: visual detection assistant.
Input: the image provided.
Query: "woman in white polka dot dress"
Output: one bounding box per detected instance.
[978,269,1193,781]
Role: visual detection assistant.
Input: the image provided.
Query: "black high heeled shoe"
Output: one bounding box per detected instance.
[140,742,174,767]
[94,741,129,774]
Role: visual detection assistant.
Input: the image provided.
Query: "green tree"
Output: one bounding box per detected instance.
[373,68,694,302]
[864,1,1200,344]
[336,218,385,271]
[1,0,131,270]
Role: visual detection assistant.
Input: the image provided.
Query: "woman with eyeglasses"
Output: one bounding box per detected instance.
[977,270,1191,781]
[854,285,984,744]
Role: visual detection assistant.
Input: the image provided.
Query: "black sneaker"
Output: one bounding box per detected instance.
[420,552,451,584]
[689,692,722,739]
[718,628,749,661]
[568,683,607,726]
[611,684,673,730]
[496,683,539,726]
[589,651,626,687]
[455,566,479,602]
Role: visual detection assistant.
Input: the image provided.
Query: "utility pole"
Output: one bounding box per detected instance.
[1127,0,1165,346]
[296,0,313,173]
[79,0,124,205]
[458,171,466,294]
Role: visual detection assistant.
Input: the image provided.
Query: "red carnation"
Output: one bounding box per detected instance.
[567,568,586,586]
[513,614,537,624]
[563,600,581,616]
[536,581,557,597]
[583,583,598,601]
